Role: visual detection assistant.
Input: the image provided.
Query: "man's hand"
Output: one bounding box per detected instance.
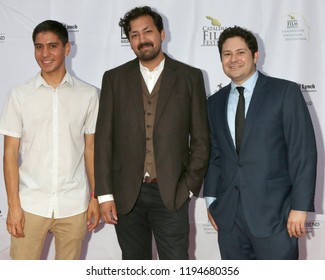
[100,201,118,225]
[7,206,25,238]
[207,209,218,231]
[87,197,100,231]
[287,210,308,238]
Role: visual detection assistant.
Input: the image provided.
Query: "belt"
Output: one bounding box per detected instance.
[143,176,158,183]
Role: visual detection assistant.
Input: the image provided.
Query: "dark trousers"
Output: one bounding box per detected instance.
[218,198,298,260]
[115,182,189,260]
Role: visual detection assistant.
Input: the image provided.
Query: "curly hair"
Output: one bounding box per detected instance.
[119,6,163,40]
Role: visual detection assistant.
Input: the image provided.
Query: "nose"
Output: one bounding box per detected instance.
[138,33,145,43]
[230,53,237,62]
[41,46,50,57]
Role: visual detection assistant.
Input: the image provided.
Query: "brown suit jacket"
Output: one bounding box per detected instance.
[94,54,210,214]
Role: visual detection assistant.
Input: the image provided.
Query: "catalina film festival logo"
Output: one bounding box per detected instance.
[282,13,310,41]
[0,33,5,43]
[202,16,226,46]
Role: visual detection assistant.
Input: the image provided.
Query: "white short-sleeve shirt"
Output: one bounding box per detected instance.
[0,72,99,218]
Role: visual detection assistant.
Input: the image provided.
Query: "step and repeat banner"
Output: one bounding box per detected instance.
[0,0,324,259]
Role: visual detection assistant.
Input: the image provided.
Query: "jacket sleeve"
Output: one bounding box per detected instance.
[283,81,317,211]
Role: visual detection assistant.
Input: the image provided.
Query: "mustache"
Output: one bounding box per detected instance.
[138,42,153,50]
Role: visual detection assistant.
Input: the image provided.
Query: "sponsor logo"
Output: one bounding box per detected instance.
[299,83,317,93]
[63,24,78,47]
[305,220,321,234]
[120,28,130,46]
[0,33,5,43]
[202,16,226,47]
[282,14,310,41]
[64,24,79,33]
[298,82,317,107]
[203,223,217,235]
[207,83,224,98]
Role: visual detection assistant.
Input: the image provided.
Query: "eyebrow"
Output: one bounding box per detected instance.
[34,42,60,46]
[130,25,151,33]
[222,48,247,53]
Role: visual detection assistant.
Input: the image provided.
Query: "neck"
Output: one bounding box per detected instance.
[41,69,66,88]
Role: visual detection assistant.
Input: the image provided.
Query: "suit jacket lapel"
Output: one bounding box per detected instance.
[220,84,238,155]
[240,72,268,152]
[154,55,177,129]
[126,58,145,135]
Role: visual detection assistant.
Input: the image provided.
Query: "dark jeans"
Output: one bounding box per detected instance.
[115,182,189,260]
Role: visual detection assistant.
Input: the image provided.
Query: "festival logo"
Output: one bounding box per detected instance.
[281,14,310,41]
[202,16,226,47]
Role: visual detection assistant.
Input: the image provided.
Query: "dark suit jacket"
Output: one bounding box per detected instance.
[204,71,317,238]
[95,54,210,214]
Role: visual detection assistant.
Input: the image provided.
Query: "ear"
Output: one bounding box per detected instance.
[160,29,165,42]
[253,51,259,65]
[64,41,71,57]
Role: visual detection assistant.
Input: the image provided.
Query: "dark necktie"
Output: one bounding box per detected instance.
[235,86,245,154]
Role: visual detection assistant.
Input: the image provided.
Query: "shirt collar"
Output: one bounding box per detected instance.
[34,71,74,89]
[230,70,258,94]
[139,58,165,75]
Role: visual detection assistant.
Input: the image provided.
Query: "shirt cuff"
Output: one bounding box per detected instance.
[205,196,217,208]
[98,194,114,204]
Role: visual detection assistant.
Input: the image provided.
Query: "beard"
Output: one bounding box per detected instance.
[136,42,161,61]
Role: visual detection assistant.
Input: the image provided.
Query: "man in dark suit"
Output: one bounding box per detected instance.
[204,26,317,259]
[94,6,210,260]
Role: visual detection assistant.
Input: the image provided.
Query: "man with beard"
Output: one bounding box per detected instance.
[94,6,210,260]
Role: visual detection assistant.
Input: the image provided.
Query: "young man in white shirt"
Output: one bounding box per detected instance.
[0,20,100,259]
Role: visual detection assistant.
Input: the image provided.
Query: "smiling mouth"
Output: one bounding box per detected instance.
[229,64,242,69]
[42,60,53,64]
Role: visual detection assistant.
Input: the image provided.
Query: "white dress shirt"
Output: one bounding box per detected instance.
[0,72,99,218]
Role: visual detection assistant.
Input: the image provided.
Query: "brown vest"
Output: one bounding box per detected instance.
[141,74,163,179]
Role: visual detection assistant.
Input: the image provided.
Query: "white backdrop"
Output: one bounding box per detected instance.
[0,0,324,260]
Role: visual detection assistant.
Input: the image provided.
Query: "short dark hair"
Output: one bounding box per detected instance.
[119,6,164,40]
[32,20,68,45]
[218,26,258,59]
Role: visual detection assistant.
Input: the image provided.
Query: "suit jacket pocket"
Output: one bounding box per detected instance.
[266,176,291,191]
